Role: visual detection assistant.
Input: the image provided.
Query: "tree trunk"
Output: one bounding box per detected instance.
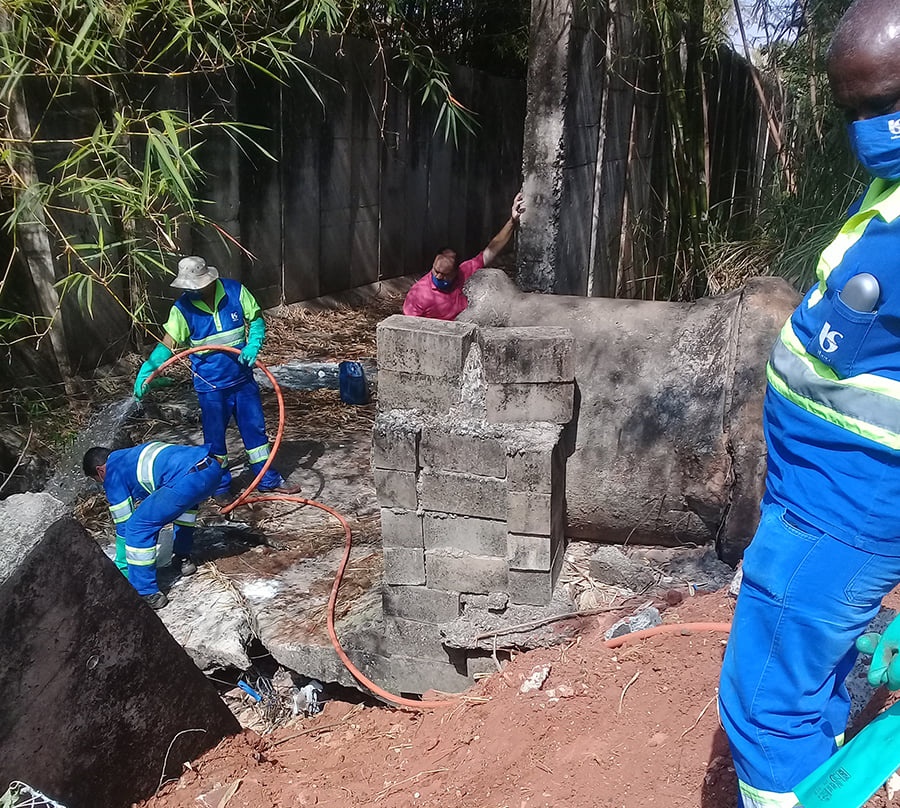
[0,16,80,397]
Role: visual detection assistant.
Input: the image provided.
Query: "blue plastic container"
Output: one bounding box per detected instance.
[339,361,369,405]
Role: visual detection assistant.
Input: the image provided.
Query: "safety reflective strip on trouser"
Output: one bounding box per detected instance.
[214,454,228,470]
[738,782,799,808]
[136,441,168,494]
[173,509,197,527]
[245,442,270,465]
[189,326,245,350]
[125,543,157,566]
[767,324,900,450]
[114,534,128,575]
[109,497,134,524]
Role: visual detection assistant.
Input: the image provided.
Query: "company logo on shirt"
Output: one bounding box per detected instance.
[818,321,843,353]
[231,312,241,323]
[890,119,900,138]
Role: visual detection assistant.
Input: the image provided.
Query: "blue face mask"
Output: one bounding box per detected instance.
[848,111,900,180]
[432,274,454,292]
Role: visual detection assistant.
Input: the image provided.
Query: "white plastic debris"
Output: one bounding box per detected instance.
[886,770,900,801]
[728,564,743,598]
[294,679,325,716]
[520,664,552,694]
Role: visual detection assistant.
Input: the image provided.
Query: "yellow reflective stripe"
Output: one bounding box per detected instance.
[173,510,198,527]
[809,179,900,307]
[109,498,133,524]
[814,211,878,293]
[737,782,799,808]
[137,442,167,494]
[767,364,900,449]
[862,176,900,223]
[246,443,270,464]
[188,326,245,349]
[835,732,845,748]
[213,454,228,470]
[125,545,157,566]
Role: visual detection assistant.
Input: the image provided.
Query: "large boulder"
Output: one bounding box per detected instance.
[0,515,239,808]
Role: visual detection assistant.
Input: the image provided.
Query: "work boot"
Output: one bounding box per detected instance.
[175,555,197,576]
[142,591,169,610]
[259,482,302,495]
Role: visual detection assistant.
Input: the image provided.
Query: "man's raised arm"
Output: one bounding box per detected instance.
[482,191,525,266]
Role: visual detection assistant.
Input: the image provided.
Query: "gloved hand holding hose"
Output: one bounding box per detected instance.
[856,614,900,689]
[134,343,175,400]
[239,316,265,367]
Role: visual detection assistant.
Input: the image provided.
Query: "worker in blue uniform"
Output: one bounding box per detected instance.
[133,256,300,500]
[83,442,222,610]
[718,2,900,806]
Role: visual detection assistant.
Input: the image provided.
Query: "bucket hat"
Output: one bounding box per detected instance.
[171,256,219,290]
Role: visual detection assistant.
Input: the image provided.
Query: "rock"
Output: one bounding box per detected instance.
[0,492,67,580]
[664,589,684,606]
[589,546,655,590]
[520,664,551,693]
[604,605,662,641]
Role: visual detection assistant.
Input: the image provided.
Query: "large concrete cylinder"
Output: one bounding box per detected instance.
[460,269,800,564]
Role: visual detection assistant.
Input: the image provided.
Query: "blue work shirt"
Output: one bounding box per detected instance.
[104,442,211,529]
[164,278,260,394]
[764,178,900,553]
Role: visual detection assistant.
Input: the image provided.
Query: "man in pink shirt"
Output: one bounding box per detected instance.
[403,192,525,320]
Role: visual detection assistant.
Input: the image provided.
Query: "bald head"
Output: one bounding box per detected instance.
[828,0,900,120]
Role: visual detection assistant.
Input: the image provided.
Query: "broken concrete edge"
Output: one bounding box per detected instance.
[375,408,564,466]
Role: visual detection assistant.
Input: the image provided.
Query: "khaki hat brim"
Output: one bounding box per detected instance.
[170,266,219,290]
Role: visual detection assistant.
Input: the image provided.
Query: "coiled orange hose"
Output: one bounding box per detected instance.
[149,346,457,709]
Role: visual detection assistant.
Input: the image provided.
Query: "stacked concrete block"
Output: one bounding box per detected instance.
[375,315,477,412]
[374,414,424,587]
[375,316,576,694]
[479,327,576,424]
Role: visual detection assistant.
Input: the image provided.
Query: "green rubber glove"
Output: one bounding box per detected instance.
[134,342,174,400]
[856,613,900,689]
[144,377,175,393]
[239,316,265,367]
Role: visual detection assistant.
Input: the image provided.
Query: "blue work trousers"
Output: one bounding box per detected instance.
[125,458,221,595]
[719,503,900,806]
[197,377,282,494]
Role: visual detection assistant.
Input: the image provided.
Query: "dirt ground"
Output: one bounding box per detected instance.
[135,587,900,808]
[139,590,739,808]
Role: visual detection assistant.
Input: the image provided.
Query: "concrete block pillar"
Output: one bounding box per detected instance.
[374,317,576,693]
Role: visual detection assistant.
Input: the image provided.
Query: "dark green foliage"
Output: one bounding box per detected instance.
[731,0,864,292]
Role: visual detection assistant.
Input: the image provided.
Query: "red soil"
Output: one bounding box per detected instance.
[138,590,740,808]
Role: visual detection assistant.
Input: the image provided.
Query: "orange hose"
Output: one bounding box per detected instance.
[604,622,732,649]
[248,495,457,710]
[145,347,457,710]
